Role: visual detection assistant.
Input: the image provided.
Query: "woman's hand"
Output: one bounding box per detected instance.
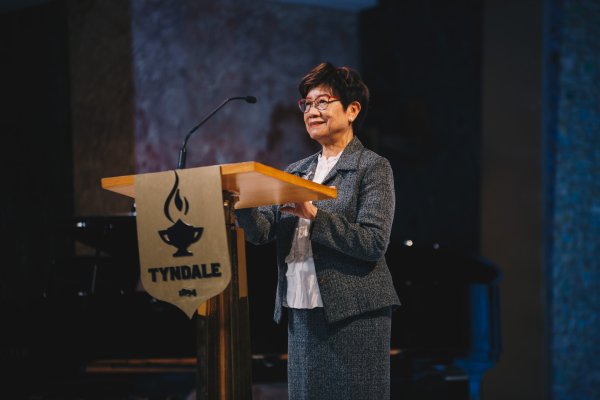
[280,201,318,220]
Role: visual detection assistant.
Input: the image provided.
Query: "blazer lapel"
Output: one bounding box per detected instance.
[320,136,364,186]
[288,153,318,180]
[287,136,364,185]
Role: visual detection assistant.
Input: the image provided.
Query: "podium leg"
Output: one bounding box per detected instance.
[196,193,252,399]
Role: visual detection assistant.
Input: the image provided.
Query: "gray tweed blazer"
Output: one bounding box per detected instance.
[235,136,400,324]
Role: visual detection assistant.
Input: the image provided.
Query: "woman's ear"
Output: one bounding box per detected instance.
[348,101,361,123]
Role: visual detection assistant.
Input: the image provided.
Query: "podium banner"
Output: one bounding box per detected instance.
[135,166,231,318]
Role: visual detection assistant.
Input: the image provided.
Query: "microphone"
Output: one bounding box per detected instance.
[177,96,257,169]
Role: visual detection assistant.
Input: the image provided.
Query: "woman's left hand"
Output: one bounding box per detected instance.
[280,201,318,220]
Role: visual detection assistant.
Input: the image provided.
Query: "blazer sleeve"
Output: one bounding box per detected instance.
[234,205,278,245]
[310,157,395,262]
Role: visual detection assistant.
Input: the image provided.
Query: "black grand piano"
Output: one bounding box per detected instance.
[1,215,501,399]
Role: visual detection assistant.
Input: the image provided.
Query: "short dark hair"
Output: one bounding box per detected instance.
[298,62,370,128]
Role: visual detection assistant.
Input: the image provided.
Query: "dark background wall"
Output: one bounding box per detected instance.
[69,0,136,216]
[1,0,599,399]
[481,0,544,399]
[361,0,482,252]
[0,0,72,307]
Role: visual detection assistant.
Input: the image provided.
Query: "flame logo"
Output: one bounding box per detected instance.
[158,171,204,257]
[164,171,189,223]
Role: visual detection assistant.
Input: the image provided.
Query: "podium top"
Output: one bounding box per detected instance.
[101,161,337,209]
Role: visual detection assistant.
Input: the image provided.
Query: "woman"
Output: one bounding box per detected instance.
[236,62,400,399]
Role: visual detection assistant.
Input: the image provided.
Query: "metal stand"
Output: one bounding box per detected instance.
[196,192,252,400]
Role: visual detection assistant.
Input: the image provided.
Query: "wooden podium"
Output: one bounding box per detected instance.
[101,162,336,400]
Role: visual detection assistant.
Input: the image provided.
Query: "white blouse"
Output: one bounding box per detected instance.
[284,152,342,309]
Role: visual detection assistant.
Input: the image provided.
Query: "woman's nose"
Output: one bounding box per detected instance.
[306,104,320,116]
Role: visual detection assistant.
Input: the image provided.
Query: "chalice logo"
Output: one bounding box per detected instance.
[158,171,203,257]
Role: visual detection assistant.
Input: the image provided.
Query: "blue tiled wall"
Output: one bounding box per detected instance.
[544,1,600,398]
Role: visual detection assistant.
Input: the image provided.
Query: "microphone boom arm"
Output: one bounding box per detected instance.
[177,96,256,169]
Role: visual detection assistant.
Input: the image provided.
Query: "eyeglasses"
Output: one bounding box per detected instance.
[297,96,340,113]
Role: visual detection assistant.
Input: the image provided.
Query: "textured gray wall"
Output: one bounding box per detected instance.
[130,0,358,173]
[70,0,359,215]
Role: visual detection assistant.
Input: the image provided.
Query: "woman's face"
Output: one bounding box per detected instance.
[302,85,359,145]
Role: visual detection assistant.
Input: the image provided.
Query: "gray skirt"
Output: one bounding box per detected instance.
[287,307,392,400]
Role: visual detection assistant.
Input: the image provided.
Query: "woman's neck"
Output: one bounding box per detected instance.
[321,132,353,159]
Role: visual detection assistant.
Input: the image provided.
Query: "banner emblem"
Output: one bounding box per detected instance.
[135,166,231,318]
[158,171,204,257]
